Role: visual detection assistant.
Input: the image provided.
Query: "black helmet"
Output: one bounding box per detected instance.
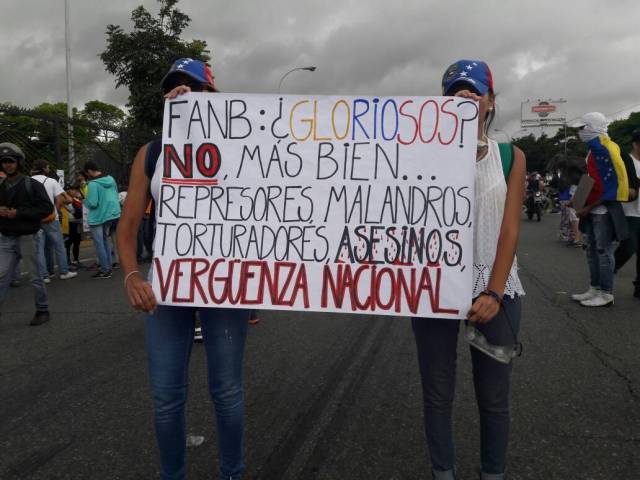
[0,142,25,164]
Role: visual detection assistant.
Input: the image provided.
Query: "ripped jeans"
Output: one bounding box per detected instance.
[583,213,616,293]
[145,306,249,480]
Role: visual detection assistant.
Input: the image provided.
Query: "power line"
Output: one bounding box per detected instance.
[567,101,640,124]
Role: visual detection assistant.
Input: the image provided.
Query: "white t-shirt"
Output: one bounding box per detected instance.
[32,174,64,220]
[622,153,640,217]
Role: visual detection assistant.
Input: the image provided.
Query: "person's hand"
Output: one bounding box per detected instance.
[576,206,591,218]
[453,89,483,102]
[467,294,500,323]
[164,85,192,100]
[0,207,16,218]
[125,272,157,313]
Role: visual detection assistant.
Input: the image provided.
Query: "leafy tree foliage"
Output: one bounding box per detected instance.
[609,111,640,153]
[79,100,125,142]
[0,101,125,172]
[100,0,209,143]
[513,128,587,173]
[513,112,640,173]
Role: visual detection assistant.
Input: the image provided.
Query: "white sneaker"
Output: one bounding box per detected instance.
[59,271,78,280]
[42,276,51,284]
[581,291,614,307]
[571,286,599,302]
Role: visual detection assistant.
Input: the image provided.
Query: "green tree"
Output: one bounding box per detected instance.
[100,0,210,144]
[0,101,125,172]
[513,128,587,173]
[80,100,125,128]
[609,111,640,154]
[79,100,126,142]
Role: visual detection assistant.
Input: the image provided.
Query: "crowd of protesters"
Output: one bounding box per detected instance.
[519,118,639,306]
[0,145,154,325]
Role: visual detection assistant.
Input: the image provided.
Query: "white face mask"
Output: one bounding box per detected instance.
[578,124,607,143]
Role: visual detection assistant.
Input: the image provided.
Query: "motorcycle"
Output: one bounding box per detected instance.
[525,191,544,221]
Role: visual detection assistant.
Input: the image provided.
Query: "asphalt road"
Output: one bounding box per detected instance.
[1,215,638,480]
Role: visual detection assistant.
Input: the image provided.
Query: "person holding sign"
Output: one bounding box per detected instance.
[116,58,250,480]
[412,60,526,480]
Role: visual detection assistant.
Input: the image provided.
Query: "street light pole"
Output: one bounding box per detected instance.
[64,0,75,177]
[278,66,317,94]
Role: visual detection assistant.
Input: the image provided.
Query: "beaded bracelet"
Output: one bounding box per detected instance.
[480,289,503,304]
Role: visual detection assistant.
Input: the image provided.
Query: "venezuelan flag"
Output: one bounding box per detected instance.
[586,135,629,205]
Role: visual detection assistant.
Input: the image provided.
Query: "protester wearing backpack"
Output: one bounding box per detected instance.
[412,60,526,480]
[0,143,55,326]
[116,58,250,480]
[31,159,77,281]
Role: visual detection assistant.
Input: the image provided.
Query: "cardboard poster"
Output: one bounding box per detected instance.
[152,93,478,318]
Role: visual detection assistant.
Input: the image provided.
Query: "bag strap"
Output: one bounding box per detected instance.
[144,138,162,180]
[498,142,514,181]
[24,176,32,196]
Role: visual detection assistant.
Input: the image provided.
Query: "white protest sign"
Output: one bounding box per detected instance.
[152,93,478,318]
[56,169,65,189]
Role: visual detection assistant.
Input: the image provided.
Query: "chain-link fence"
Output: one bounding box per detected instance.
[0,104,139,188]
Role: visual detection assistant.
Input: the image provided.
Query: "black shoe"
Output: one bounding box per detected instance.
[10,280,21,288]
[112,262,120,270]
[634,282,640,299]
[92,270,112,279]
[30,310,50,326]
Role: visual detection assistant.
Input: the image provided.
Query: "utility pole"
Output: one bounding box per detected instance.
[65,0,75,177]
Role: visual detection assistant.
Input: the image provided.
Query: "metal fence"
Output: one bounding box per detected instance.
[0,104,137,187]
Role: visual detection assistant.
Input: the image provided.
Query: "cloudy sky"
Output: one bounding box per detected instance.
[2,0,640,137]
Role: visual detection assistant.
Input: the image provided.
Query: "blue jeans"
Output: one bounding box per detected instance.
[36,220,70,276]
[0,233,48,311]
[412,296,522,477]
[584,213,616,293]
[90,221,113,273]
[145,306,249,480]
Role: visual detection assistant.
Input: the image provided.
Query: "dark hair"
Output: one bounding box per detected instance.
[83,161,100,173]
[32,159,49,173]
[631,129,640,145]
[444,83,496,137]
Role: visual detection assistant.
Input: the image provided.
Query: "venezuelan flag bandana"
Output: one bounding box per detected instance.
[586,135,629,205]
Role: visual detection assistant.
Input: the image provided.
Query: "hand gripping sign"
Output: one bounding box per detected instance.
[151,93,478,319]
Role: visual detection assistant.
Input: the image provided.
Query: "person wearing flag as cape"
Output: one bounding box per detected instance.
[571,112,630,307]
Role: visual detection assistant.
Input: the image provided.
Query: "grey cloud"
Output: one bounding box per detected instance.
[2,0,640,137]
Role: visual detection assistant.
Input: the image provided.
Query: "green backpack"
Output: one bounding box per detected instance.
[498,142,514,181]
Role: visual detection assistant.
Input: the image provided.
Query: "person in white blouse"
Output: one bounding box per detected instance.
[412,60,526,480]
